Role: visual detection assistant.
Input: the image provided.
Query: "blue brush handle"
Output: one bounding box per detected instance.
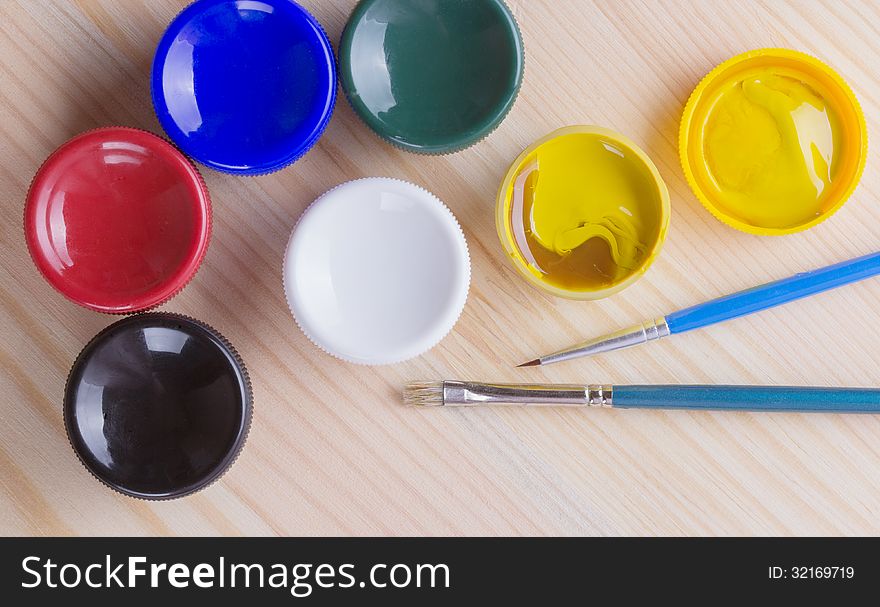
[665,251,880,334]
[614,385,880,413]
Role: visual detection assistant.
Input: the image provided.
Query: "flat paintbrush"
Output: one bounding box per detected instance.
[404,381,880,413]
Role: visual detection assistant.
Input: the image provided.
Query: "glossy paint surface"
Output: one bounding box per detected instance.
[64,314,251,499]
[496,126,669,300]
[25,127,211,313]
[152,0,336,174]
[701,69,842,228]
[339,0,524,154]
[681,48,867,234]
[284,178,470,365]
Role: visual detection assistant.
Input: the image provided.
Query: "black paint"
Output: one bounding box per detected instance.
[64,313,251,500]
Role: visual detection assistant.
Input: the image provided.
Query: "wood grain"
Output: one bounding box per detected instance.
[2,0,880,536]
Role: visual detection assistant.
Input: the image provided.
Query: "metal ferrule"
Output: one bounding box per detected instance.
[442,381,613,407]
[540,317,669,365]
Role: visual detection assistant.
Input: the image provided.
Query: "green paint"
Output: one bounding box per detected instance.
[339,0,525,155]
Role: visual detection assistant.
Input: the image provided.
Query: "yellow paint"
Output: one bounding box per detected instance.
[702,70,841,228]
[496,126,669,299]
[681,49,867,235]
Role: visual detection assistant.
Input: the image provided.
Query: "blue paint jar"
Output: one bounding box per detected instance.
[151,0,336,175]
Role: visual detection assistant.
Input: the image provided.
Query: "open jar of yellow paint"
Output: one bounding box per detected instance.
[680,48,867,235]
[496,126,670,300]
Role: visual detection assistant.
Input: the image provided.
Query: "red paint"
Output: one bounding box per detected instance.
[25,127,211,313]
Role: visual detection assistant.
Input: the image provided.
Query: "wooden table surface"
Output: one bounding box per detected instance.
[3,0,880,536]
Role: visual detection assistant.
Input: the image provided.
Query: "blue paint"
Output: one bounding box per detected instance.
[666,251,880,334]
[614,385,880,413]
[151,0,336,174]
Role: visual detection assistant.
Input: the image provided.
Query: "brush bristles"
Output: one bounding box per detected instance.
[403,381,445,407]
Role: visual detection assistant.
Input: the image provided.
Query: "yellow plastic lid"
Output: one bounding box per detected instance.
[680,48,867,235]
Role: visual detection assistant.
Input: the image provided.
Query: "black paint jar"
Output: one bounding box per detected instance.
[64,313,252,499]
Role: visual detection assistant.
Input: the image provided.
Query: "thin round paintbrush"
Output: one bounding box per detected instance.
[404,381,880,413]
[519,250,880,367]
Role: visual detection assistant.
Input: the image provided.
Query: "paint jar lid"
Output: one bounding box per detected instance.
[338,0,524,154]
[25,127,211,314]
[152,0,336,174]
[680,48,867,235]
[284,178,470,364]
[64,313,252,500]
[495,126,670,300]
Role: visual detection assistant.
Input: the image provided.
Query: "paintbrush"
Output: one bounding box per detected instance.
[404,381,880,413]
[519,250,880,367]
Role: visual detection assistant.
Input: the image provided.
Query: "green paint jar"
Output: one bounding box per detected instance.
[339,0,525,154]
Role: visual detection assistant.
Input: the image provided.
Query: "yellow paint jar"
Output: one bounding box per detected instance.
[495,126,670,300]
[680,48,867,235]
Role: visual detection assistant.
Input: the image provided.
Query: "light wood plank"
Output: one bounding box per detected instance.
[1,0,879,536]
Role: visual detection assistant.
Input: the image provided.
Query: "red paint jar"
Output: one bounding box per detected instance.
[25,127,211,313]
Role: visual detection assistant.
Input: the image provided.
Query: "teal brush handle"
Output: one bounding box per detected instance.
[614,385,880,413]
